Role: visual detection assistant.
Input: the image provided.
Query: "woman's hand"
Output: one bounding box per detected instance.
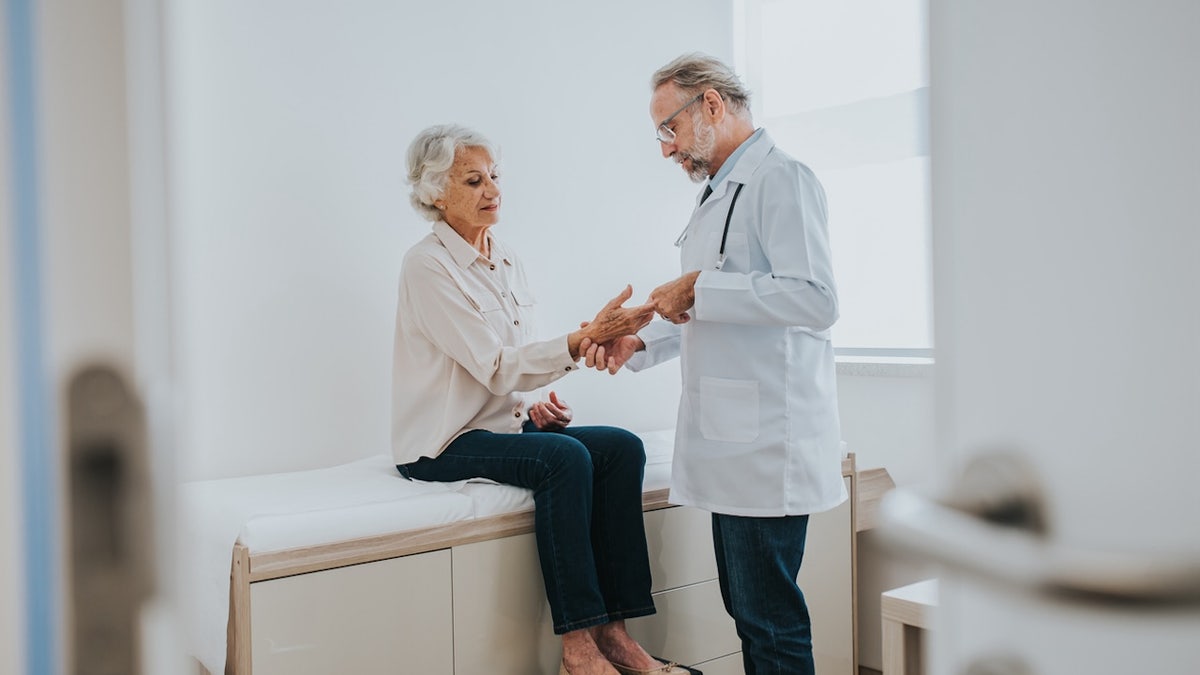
[582,285,654,340]
[568,286,653,359]
[578,322,645,374]
[585,335,645,374]
[528,391,573,431]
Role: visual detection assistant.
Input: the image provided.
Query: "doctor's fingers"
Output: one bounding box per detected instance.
[593,345,608,371]
[583,341,600,369]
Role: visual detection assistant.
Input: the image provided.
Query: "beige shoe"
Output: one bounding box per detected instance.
[610,659,692,675]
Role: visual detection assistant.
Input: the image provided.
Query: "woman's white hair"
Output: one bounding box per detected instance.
[406,124,498,222]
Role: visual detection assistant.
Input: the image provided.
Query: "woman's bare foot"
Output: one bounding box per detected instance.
[591,620,663,670]
[561,628,620,675]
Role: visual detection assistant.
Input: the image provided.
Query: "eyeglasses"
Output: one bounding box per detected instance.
[655,92,705,144]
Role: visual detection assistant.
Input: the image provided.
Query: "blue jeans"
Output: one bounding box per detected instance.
[398,423,656,634]
[712,512,813,675]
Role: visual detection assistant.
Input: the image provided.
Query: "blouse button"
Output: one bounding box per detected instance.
[513,319,520,326]
[489,264,496,271]
[513,411,521,418]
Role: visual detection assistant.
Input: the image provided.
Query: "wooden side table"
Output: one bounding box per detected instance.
[881,578,938,675]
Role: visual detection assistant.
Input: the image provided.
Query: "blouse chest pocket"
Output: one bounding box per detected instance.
[508,284,537,339]
[462,285,513,337]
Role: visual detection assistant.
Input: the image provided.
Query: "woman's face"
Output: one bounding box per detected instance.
[439,145,500,232]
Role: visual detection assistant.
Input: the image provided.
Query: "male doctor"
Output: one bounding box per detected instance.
[586,53,845,675]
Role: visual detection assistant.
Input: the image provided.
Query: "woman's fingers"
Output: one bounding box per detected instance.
[601,284,634,310]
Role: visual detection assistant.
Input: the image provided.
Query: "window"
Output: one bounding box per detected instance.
[735,0,932,358]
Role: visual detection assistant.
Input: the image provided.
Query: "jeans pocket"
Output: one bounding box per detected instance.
[697,376,760,443]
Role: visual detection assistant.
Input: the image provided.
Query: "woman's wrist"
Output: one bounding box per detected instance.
[567,330,586,360]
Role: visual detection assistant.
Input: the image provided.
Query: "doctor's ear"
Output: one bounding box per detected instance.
[701,88,726,123]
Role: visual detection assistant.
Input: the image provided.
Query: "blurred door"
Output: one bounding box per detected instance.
[3,0,179,673]
[887,2,1200,674]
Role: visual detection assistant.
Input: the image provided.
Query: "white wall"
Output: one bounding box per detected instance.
[161,3,944,668]
[837,368,938,670]
[166,0,732,480]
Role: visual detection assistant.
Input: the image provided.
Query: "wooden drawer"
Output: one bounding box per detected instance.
[643,506,718,592]
[250,549,453,675]
[626,579,739,667]
[451,533,559,675]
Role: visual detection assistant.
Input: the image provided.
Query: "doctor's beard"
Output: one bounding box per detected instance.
[677,115,717,183]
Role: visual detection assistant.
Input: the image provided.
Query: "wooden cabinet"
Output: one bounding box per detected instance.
[634,476,856,675]
[250,549,453,675]
[223,459,869,675]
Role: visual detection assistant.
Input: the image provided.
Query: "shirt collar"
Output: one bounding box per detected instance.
[708,127,765,190]
[432,220,504,269]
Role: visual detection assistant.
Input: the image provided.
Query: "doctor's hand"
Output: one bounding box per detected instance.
[648,271,701,324]
[528,391,572,431]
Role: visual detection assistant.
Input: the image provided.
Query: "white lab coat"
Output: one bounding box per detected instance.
[628,130,847,517]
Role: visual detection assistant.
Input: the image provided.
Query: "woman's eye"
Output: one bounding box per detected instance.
[467,179,481,186]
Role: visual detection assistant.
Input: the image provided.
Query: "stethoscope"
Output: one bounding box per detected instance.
[674,182,745,270]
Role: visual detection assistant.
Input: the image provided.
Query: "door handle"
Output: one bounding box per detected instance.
[879,452,1200,606]
[67,362,153,675]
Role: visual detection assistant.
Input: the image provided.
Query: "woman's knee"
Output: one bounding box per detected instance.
[606,428,646,469]
[541,436,593,481]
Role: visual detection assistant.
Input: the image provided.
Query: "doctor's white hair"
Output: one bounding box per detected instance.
[651,53,753,120]
[406,124,499,222]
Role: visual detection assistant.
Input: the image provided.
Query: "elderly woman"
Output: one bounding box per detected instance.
[392,124,688,675]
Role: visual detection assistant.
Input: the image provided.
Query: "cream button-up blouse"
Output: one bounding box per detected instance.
[391,221,577,465]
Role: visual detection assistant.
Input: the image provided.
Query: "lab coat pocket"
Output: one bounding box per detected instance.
[698,376,760,443]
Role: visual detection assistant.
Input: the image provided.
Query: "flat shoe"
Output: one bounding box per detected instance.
[610,659,698,675]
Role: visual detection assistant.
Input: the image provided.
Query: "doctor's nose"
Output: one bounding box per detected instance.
[659,140,676,160]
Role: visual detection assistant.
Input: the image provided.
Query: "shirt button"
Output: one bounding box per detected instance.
[513,319,520,326]
[489,264,496,271]
[513,411,521,418]
[564,366,573,372]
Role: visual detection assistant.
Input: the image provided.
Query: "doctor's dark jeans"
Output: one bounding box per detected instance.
[712,512,814,675]
[397,423,656,634]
